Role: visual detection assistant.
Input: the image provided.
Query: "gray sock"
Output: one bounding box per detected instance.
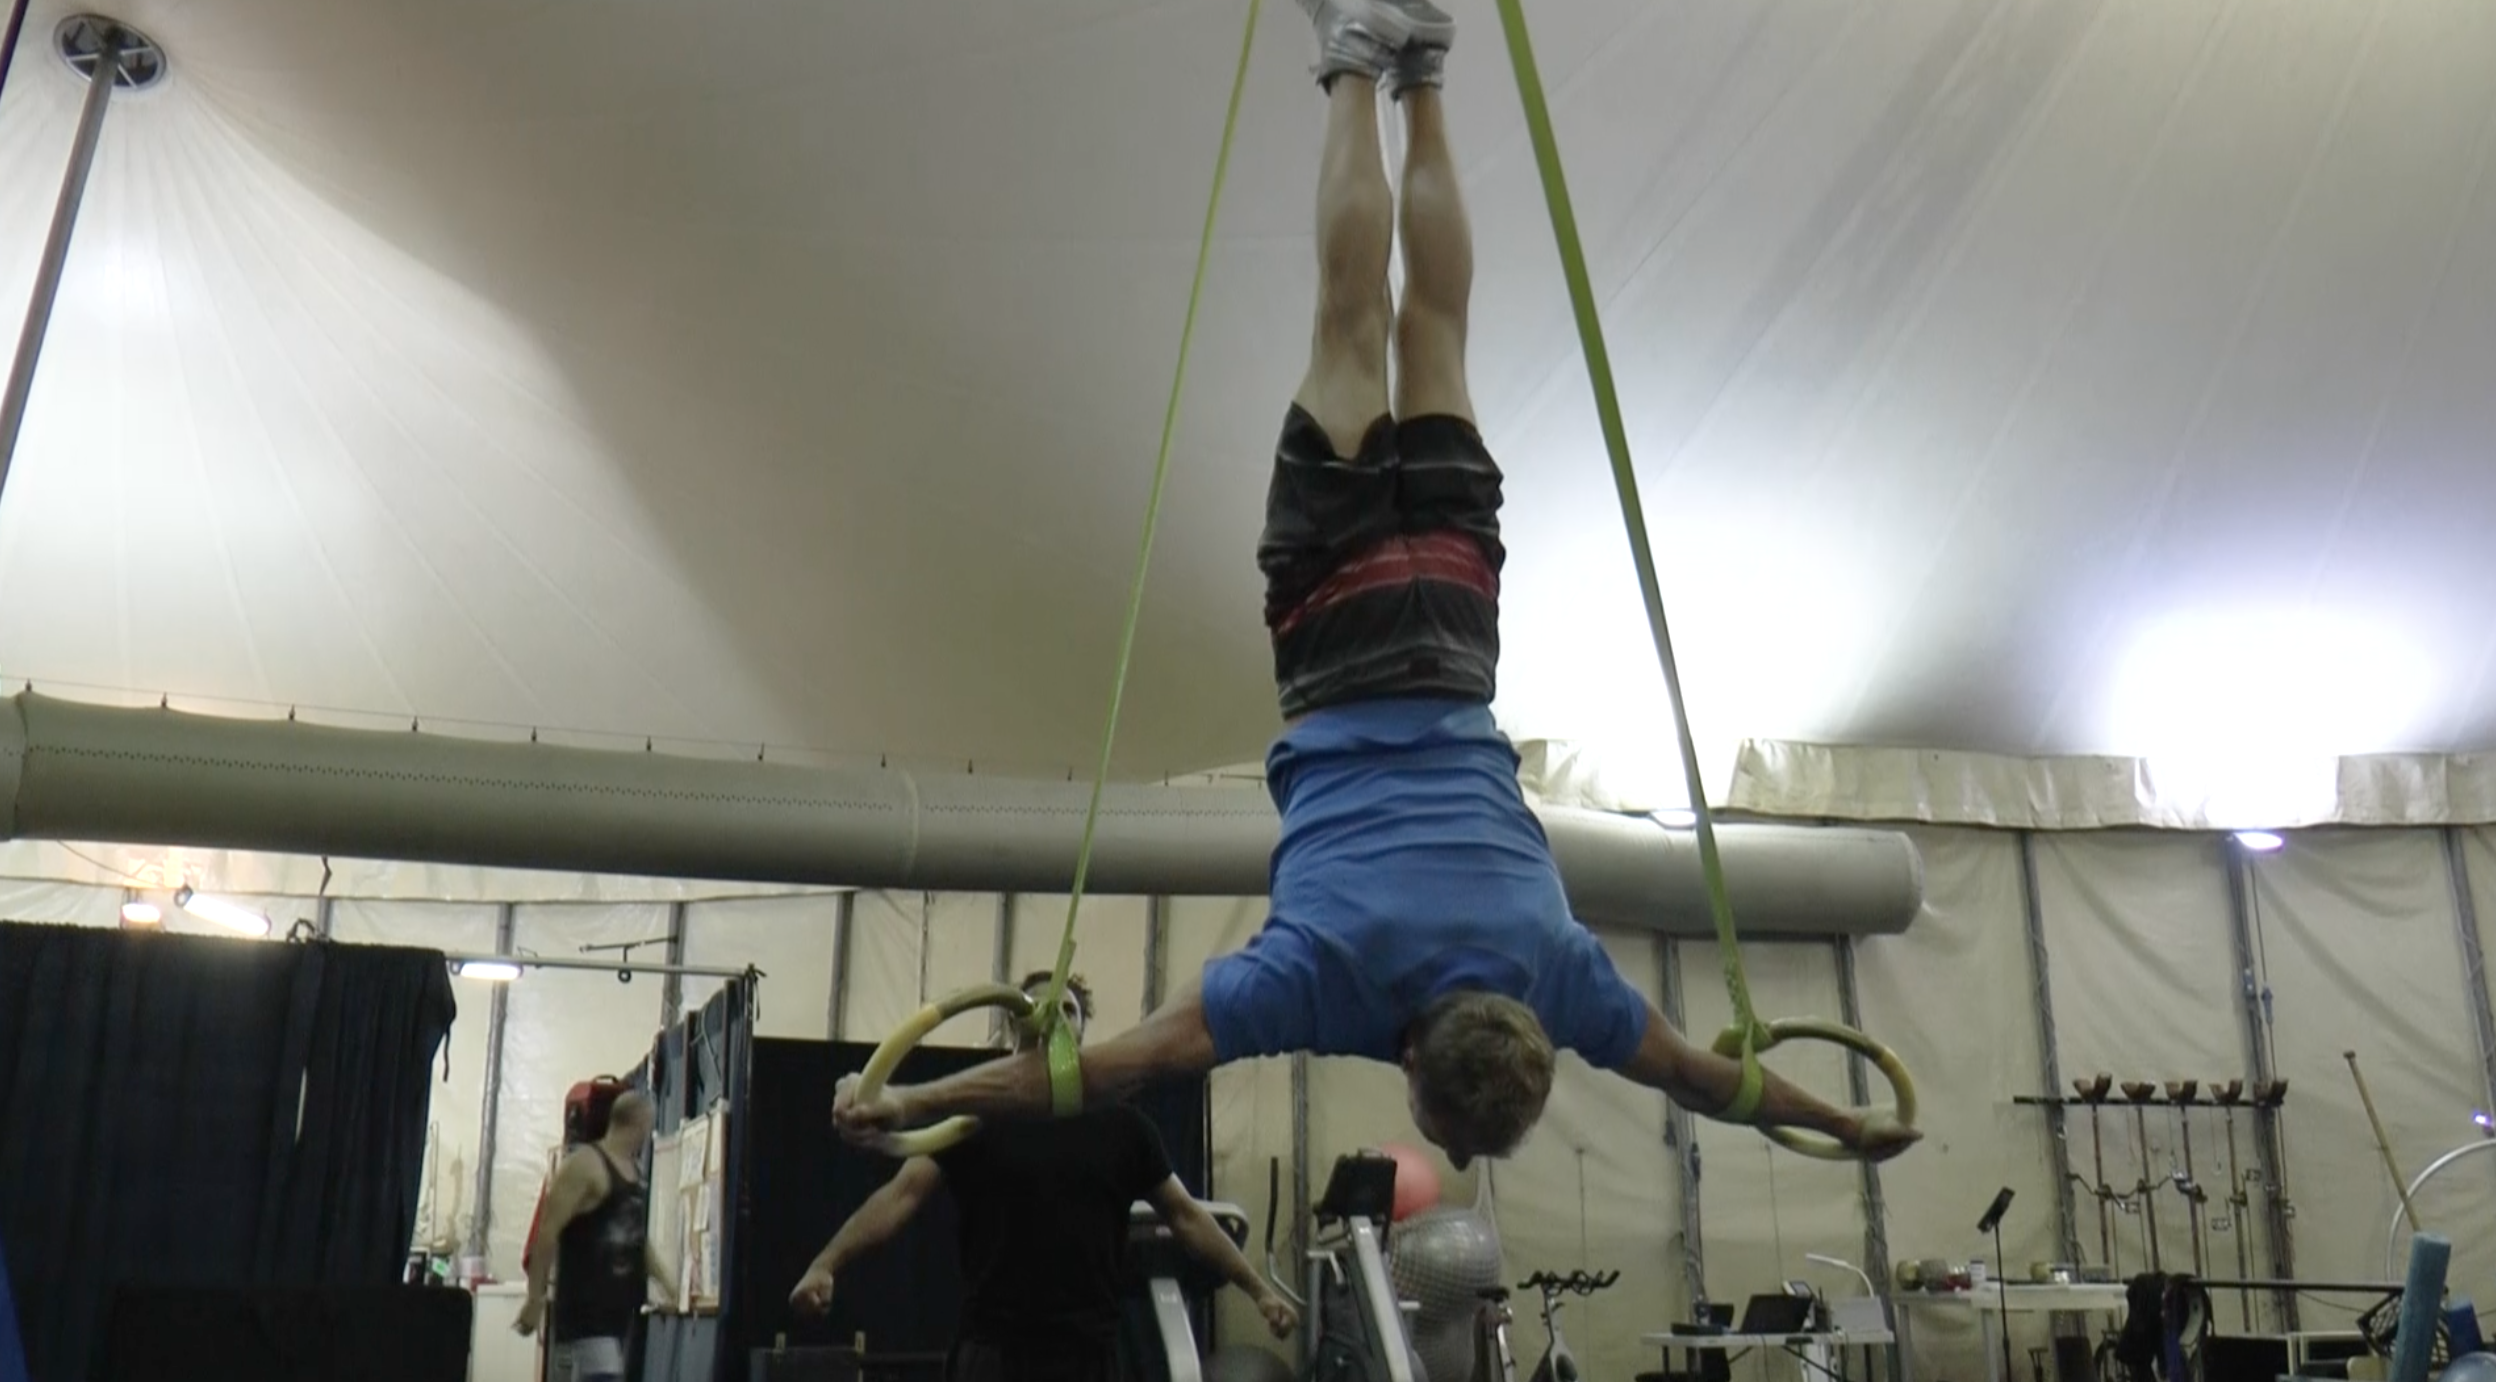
[1389,43,1447,98]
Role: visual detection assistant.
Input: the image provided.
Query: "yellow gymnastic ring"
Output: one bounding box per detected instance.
[1710,1017,1919,1162]
[853,983,1038,1156]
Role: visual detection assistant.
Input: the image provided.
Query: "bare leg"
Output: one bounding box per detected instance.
[1292,76,1395,456]
[1392,87,1474,423]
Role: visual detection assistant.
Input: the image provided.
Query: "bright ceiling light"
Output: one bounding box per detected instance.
[1490,516,1883,809]
[2110,608,2432,825]
[454,960,524,982]
[2231,830,2286,854]
[119,901,162,927]
[173,885,271,937]
[1652,808,1698,828]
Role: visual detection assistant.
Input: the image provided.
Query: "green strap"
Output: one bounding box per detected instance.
[1490,0,1771,1119]
[1036,0,1265,1118]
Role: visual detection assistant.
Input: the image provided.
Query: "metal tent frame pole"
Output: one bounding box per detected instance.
[0,19,122,495]
[1834,936,1903,1382]
[2222,839,2297,1331]
[660,901,687,1030]
[2017,832,2084,1269]
[1143,896,1168,1014]
[0,0,32,110]
[2442,830,2496,1123]
[1661,938,1706,1314]
[1834,936,1895,1292]
[990,894,1017,1047]
[440,951,757,982]
[827,891,854,1039]
[467,903,518,1261]
[916,892,932,1006]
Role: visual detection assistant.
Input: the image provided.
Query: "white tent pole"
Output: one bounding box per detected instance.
[0,21,122,499]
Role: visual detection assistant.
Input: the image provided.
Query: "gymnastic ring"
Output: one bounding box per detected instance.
[1711,1017,1919,1163]
[852,982,1037,1156]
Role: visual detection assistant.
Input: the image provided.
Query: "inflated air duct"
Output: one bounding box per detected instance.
[0,692,1920,935]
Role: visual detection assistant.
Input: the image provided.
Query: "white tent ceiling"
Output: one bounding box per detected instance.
[2,0,2493,796]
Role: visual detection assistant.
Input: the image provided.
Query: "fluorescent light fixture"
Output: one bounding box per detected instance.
[119,901,162,927]
[173,885,272,937]
[454,960,524,983]
[2232,830,2286,854]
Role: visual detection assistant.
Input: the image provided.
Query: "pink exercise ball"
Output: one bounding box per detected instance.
[1379,1142,1442,1222]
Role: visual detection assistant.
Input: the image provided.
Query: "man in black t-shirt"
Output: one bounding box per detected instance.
[793,973,1295,1382]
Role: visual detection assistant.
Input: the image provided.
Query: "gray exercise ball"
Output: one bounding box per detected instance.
[2445,1354,2496,1382]
[1206,1344,1295,1382]
[1389,1206,1504,1382]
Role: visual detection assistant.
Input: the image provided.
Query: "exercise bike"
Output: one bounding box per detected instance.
[1125,1196,1253,1382]
[1469,1270,1618,1382]
[1265,1153,1421,1382]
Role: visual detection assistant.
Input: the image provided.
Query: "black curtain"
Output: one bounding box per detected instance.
[0,923,455,1382]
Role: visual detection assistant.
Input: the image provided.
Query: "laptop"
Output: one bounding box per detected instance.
[1736,1292,1817,1337]
[1669,1302,1740,1336]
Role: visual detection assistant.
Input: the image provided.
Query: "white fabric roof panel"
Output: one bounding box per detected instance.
[2,0,2492,792]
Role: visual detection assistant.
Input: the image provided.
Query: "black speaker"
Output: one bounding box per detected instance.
[2054,1332,2096,1382]
[93,1286,470,1382]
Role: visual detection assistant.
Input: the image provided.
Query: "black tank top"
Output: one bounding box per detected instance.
[553,1145,650,1341]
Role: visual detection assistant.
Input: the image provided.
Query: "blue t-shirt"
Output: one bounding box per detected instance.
[1199,699,1650,1068]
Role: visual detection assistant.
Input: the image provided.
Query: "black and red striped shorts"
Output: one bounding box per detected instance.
[1256,402,1505,719]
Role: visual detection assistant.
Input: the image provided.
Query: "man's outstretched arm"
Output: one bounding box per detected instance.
[1146,1176,1298,1339]
[1614,998,1917,1161]
[789,1157,944,1315]
[836,977,1219,1139]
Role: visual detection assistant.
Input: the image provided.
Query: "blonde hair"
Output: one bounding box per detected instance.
[1406,991,1555,1161]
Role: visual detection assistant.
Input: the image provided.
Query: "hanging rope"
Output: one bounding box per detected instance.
[852,0,1263,1157]
[1490,0,1915,1160]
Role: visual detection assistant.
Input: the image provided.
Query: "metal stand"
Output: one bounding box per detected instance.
[2013,1081,2292,1306]
[1129,1198,1249,1382]
[2167,1082,2209,1275]
[1290,1052,1313,1373]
